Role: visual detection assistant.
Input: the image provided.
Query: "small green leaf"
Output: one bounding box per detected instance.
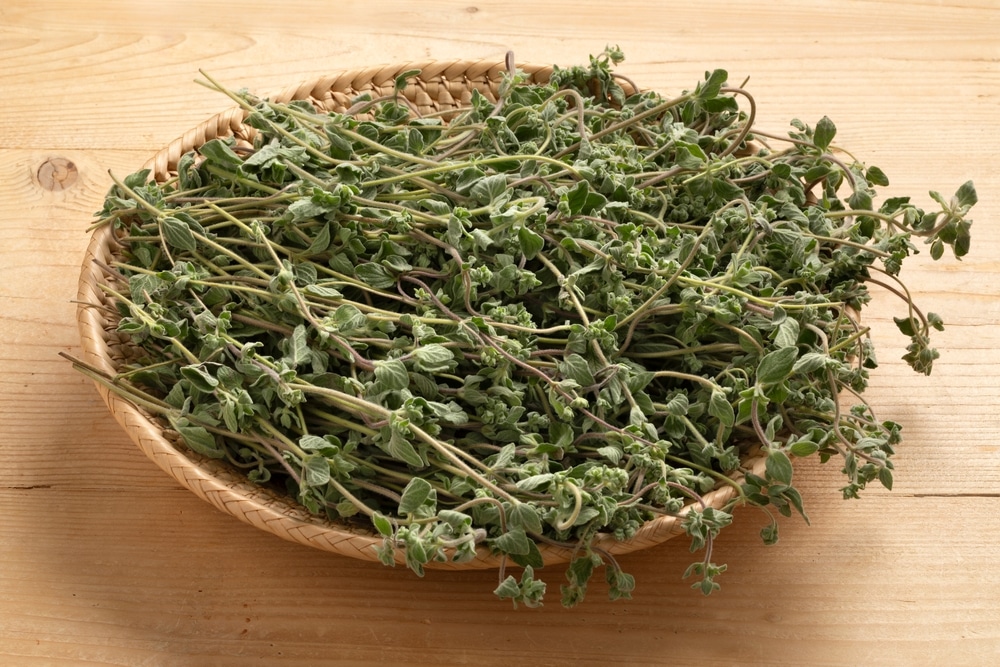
[789,440,820,458]
[508,503,543,534]
[303,283,343,298]
[774,317,800,349]
[286,324,311,368]
[180,364,219,392]
[171,419,225,459]
[697,69,728,100]
[398,477,435,515]
[509,538,545,569]
[765,450,794,485]
[557,353,595,387]
[782,487,809,523]
[492,528,531,556]
[299,434,331,451]
[355,262,396,289]
[385,428,425,468]
[813,116,837,151]
[517,226,545,259]
[394,68,421,93]
[893,316,917,337]
[470,173,508,205]
[161,216,197,252]
[372,512,394,537]
[198,138,244,169]
[708,389,735,427]
[866,165,890,187]
[374,359,410,391]
[878,466,894,490]
[302,454,331,487]
[792,352,831,375]
[411,344,455,373]
[307,223,332,255]
[756,347,798,385]
[663,392,689,417]
[563,180,591,215]
[674,144,706,170]
[954,180,978,209]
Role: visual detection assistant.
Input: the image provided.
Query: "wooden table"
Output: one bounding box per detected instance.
[2,2,999,664]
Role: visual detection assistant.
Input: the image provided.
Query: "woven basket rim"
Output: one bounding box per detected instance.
[76,57,768,570]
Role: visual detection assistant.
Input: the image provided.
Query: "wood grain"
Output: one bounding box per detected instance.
[2,1,999,664]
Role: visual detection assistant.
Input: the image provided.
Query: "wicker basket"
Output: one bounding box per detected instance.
[76,58,768,570]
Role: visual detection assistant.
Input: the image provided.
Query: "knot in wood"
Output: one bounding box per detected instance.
[37,157,78,191]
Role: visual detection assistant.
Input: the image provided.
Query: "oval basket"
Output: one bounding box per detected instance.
[76,58,768,570]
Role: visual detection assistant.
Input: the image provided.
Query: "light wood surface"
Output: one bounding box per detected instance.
[2,2,999,665]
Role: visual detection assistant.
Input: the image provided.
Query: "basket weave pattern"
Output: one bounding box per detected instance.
[77,59,766,569]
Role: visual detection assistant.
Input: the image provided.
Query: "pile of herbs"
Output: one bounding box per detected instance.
[75,48,976,608]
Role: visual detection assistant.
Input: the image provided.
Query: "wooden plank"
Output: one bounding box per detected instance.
[0,486,998,665]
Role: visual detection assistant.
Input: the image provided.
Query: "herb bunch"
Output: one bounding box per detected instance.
[75,48,976,607]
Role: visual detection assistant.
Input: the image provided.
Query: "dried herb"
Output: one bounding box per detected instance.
[70,47,976,607]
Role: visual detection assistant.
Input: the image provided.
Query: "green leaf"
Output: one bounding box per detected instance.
[161,216,198,252]
[385,428,425,468]
[508,503,543,534]
[299,434,331,451]
[517,226,545,259]
[492,528,531,556]
[470,173,508,205]
[198,138,243,169]
[398,477,435,515]
[557,353,595,387]
[124,169,152,189]
[774,317,800,349]
[286,324,311,368]
[866,165,890,187]
[878,466,894,490]
[847,188,873,211]
[411,344,455,373]
[708,389,735,427]
[372,512,394,537]
[664,392,689,417]
[792,352,831,375]
[171,419,225,459]
[813,116,837,151]
[893,316,917,337]
[332,303,367,332]
[756,347,798,385]
[563,180,591,215]
[303,283,343,298]
[374,359,410,391]
[782,486,808,523]
[302,454,331,487]
[765,450,794,485]
[180,364,218,392]
[394,68,421,93]
[597,445,623,465]
[674,144,706,170]
[355,262,397,289]
[789,440,820,457]
[509,538,545,569]
[711,178,744,202]
[307,223,332,255]
[954,180,978,209]
[697,69,728,100]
